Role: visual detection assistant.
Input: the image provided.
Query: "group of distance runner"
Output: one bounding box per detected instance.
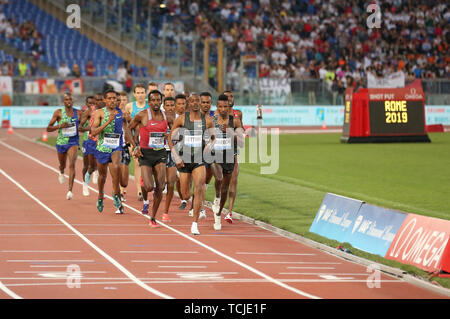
[46,82,244,235]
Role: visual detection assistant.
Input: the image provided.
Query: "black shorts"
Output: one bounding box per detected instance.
[138,148,167,168]
[121,146,131,166]
[178,162,205,174]
[166,151,176,168]
[219,162,235,175]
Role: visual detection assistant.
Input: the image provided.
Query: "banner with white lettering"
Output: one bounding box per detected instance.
[385,214,450,272]
[0,76,13,106]
[367,71,405,88]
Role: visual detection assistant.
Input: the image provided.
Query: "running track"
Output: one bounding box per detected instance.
[0,128,447,300]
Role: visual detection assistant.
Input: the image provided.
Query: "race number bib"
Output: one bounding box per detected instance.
[214,137,232,150]
[184,130,202,148]
[62,123,77,137]
[103,133,121,149]
[149,132,165,149]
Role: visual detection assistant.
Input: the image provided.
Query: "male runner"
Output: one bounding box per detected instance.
[223,90,242,223]
[79,96,95,196]
[161,96,177,222]
[211,94,244,230]
[129,90,168,228]
[91,89,134,214]
[168,93,215,235]
[174,93,188,209]
[46,93,80,200]
[118,91,131,202]
[125,83,149,201]
[200,91,222,215]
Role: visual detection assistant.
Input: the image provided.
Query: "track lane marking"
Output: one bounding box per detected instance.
[0,167,173,299]
[0,137,322,299]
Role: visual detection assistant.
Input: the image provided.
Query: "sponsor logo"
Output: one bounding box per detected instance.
[386,215,450,271]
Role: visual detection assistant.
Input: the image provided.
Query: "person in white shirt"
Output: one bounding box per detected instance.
[58,62,71,77]
[116,64,127,84]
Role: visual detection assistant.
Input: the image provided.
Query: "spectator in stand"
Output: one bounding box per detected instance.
[105,64,115,80]
[58,62,71,77]
[86,59,96,76]
[71,64,81,78]
[28,60,39,76]
[30,37,44,61]
[0,61,9,75]
[116,63,127,85]
[18,59,27,77]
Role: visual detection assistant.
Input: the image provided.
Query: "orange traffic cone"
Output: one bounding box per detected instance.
[42,131,48,142]
[7,124,13,134]
[321,122,327,130]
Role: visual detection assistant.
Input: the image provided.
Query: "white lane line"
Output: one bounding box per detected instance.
[120,251,198,254]
[132,260,217,263]
[237,252,315,256]
[0,140,321,299]
[158,266,207,269]
[0,280,22,299]
[7,260,94,263]
[2,250,81,253]
[256,261,341,265]
[286,267,336,270]
[0,167,173,300]
[14,271,106,274]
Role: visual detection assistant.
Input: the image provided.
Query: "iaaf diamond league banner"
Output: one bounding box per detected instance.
[310,193,450,273]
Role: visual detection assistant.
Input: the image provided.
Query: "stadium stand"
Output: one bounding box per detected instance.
[0,0,149,78]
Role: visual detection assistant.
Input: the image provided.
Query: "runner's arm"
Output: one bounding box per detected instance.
[46,109,67,132]
[234,117,245,148]
[78,109,90,132]
[90,109,113,136]
[168,116,184,167]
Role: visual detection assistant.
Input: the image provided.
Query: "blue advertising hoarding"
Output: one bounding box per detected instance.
[342,204,408,256]
[310,193,409,257]
[309,193,364,243]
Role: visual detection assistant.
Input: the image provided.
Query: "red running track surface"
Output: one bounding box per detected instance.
[0,129,447,300]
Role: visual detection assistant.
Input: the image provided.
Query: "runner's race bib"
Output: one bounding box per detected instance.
[103,133,121,149]
[184,130,203,148]
[214,137,232,150]
[149,132,165,149]
[62,122,77,137]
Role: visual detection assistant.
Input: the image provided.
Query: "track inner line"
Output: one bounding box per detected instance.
[0,137,321,299]
[0,167,173,300]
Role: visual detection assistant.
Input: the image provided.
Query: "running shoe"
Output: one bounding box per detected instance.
[191,222,200,235]
[113,194,122,209]
[178,200,187,209]
[84,171,91,184]
[115,206,124,214]
[150,219,160,228]
[137,192,143,201]
[199,209,207,219]
[213,214,222,231]
[82,183,89,196]
[58,173,65,184]
[162,213,171,222]
[92,170,99,184]
[142,203,149,215]
[97,199,104,213]
[212,197,220,214]
[120,193,126,202]
[224,212,233,224]
[66,191,73,200]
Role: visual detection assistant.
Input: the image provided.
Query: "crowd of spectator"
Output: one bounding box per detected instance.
[151,0,450,92]
[1,0,449,96]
